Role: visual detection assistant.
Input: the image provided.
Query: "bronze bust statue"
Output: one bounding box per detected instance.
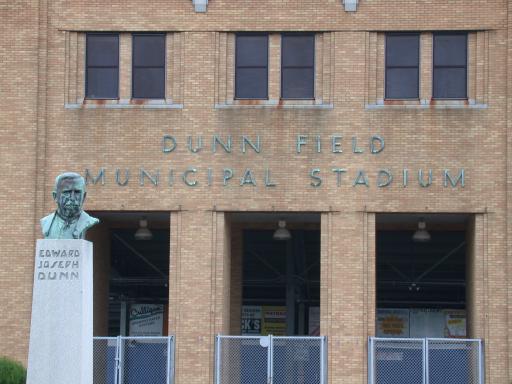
[41,172,99,239]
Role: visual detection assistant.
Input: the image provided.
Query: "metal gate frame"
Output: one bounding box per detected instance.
[94,336,175,384]
[215,335,328,384]
[368,337,484,384]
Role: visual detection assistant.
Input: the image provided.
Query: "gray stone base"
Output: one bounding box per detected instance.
[27,239,93,384]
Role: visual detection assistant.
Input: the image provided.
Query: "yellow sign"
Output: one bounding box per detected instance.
[261,306,287,335]
[376,309,409,337]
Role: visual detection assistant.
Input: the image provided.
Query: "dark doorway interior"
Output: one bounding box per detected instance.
[377,230,466,309]
[90,211,170,337]
[109,227,170,335]
[376,214,469,338]
[242,229,320,336]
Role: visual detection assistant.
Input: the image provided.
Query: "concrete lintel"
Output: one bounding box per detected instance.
[192,0,208,12]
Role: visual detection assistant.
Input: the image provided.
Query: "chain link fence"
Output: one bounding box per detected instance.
[93,337,118,384]
[215,335,327,384]
[93,336,175,384]
[427,338,483,384]
[368,338,484,384]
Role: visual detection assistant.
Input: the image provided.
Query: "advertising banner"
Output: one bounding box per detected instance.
[241,305,287,335]
[376,308,467,338]
[241,306,262,335]
[410,309,445,338]
[376,309,410,337]
[129,304,164,336]
[444,310,467,338]
[261,306,287,335]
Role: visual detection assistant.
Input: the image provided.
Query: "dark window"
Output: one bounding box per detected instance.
[132,34,166,99]
[281,34,315,99]
[433,33,467,99]
[235,34,268,99]
[385,33,420,99]
[86,33,119,99]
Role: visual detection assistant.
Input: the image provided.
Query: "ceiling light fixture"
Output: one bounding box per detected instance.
[273,220,291,241]
[412,219,431,242]
[135,218,153,241]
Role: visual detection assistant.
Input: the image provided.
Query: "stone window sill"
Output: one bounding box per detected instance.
[65,99,183,109]
[215,99,333,109]
[366,99,487,110]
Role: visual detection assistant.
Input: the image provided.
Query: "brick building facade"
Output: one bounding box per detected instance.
[1,0,511,383]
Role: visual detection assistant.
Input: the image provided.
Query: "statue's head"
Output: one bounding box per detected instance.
[52,172,86,219]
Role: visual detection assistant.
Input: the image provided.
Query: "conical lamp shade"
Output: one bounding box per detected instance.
[273,220,291,240]
[135,219,153,240]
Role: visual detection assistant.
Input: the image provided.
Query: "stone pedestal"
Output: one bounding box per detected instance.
[27,239,93,384]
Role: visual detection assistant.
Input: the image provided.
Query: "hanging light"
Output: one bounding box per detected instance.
[412,219,431,242]
[273,220,291,241]
[135,218,153,241]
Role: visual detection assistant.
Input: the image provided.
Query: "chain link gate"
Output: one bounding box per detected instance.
[368,337,484,384]
[93,336,175,384]
[215,335,327,384]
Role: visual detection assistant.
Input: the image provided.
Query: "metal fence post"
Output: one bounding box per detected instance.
[166,336,172,384]
[171,336,176,384]
[215,335,221,384]
[320,336,326,384]
[368,337,373,384]
[478,339,484,384]
[325,336,328,384]
[114,336,121,384]
[268,335,273,384]
[424,339,428,384]
[118,336,124,384]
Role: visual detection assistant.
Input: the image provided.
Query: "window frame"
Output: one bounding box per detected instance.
[235,33,269,100]
[384,32,420,100]
[131,33,167,100]
[85,32,120,100]
[432,32,468,100]
[280,33,315,100]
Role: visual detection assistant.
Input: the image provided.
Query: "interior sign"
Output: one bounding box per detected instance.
[129,304,164,337]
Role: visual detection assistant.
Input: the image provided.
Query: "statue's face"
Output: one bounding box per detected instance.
[55,177,85,219]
